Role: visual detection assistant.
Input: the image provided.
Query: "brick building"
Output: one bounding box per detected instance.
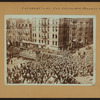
[6,17,93,50]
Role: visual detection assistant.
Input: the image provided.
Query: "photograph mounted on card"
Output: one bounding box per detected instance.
[0,2,100,98]
[5,15,96,85]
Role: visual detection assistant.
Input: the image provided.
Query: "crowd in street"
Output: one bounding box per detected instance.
[7,46,93,84]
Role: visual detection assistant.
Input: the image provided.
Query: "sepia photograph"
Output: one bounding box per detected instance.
[5,15,96,85]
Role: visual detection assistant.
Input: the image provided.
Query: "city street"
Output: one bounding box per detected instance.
[6,16,94,84]
[7,44,94,84]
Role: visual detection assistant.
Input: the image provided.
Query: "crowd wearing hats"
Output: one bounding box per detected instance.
[7,45,93,84]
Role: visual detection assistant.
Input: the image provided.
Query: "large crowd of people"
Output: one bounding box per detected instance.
[7,45,93,84]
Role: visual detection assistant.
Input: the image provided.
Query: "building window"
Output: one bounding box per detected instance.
[48,41,49,44]
[29,24,31,27]
[55,35,57,39]
[35,34,36,37]
[22,24,24,27]
[39,34,40,37]
[26,33,28,35]
[48,34,49,38]
[52,34,54,38]
[39,40,40,43]
[86,22,88,24]
[48,26,49,31]
[52,41,54,45]
[42,40,43,43]
[45,20,46,24]
[35,39,37,42]
[48,20,49,24]
[33,33,34,37]
[55,41,57,45]
[53,26,54,32]
[56,26,57,32]
[42,27,43,31]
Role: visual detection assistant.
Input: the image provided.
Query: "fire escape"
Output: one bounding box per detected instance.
[42,20,48,48]
[72,19,77,49]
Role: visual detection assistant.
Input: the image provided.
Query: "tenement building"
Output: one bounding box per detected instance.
[31,18,59,50]
[6,18,93,50]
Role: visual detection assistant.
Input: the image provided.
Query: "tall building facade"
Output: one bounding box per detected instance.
[32,18,59,50]
[69,18,93,49]
[6,18,32,48]
[6,18,93,50]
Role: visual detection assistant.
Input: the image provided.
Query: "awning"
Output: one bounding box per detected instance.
[22,40,45,45]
